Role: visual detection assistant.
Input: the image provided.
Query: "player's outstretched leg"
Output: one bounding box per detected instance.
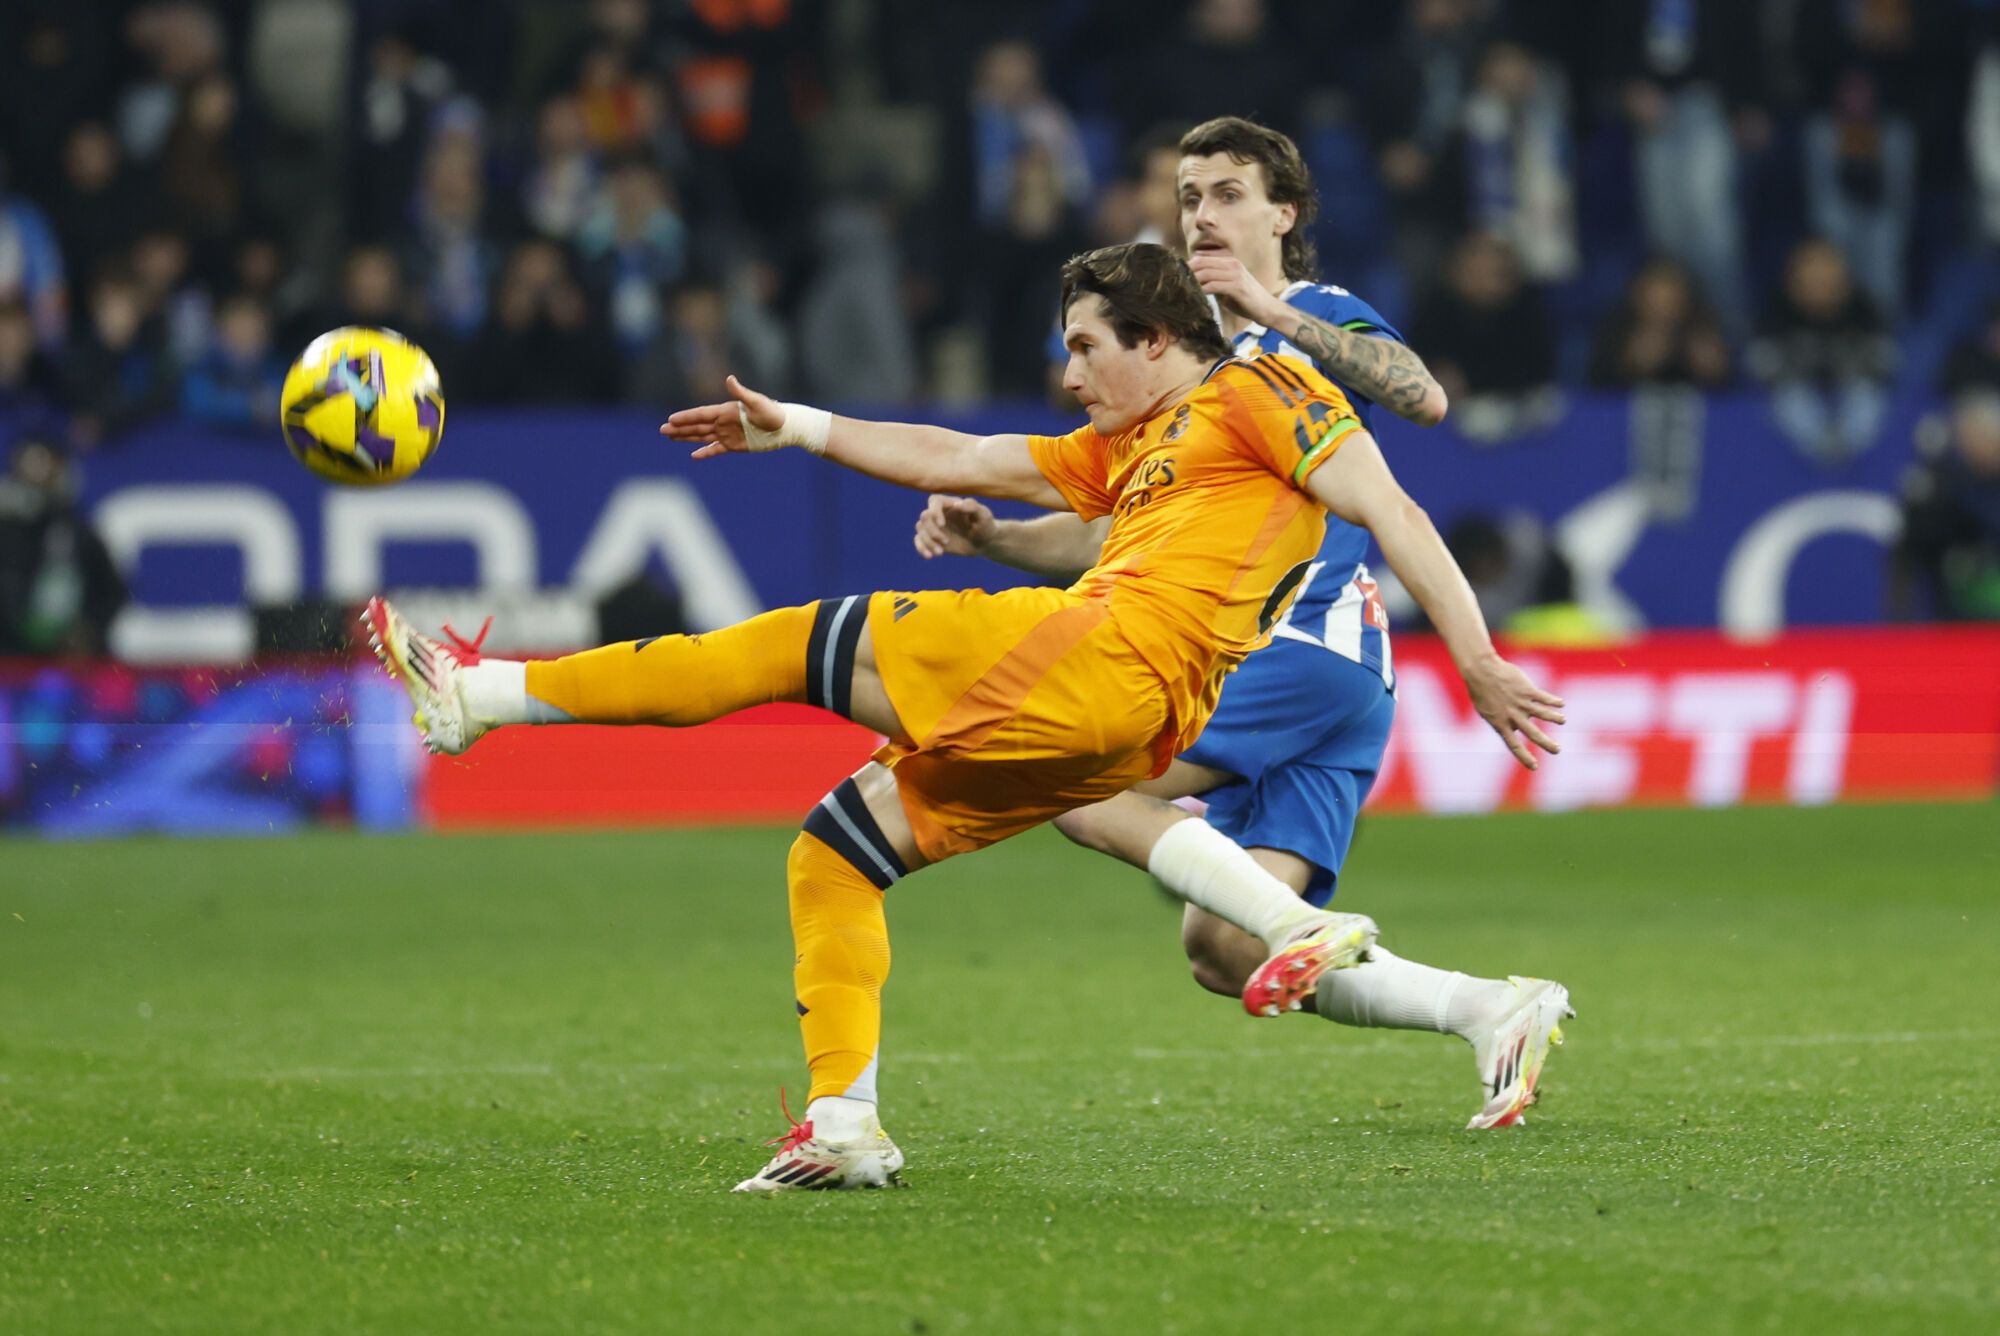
[1311,949,1573,1129]
[736,779,910,1192]
[365,593,872,756]
[364,596,501,755]
[1463,977,1573,1129]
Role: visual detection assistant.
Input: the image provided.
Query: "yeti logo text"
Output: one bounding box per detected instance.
[1379,666,1857,812]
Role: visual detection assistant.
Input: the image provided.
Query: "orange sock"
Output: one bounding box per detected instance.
[788,826,898,1103]
[522,594,870,725]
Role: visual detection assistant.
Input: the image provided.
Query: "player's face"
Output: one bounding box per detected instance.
[1178,153,1294,278]
[1060,298,1162,435]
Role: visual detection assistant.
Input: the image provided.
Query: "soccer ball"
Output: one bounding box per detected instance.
[280,327,445,485]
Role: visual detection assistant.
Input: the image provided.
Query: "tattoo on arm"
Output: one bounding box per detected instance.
[1287,314,1440,424]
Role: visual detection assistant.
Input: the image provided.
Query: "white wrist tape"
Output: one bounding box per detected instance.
[738,401,832,455]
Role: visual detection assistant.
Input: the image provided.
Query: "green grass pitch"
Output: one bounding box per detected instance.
[4,802,1998,1334]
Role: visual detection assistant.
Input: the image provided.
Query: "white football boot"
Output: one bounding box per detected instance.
[734,1101,905,1193]
[1466,977,1573,1129]
[363,596,489,757]
[1241,911,1380,1017]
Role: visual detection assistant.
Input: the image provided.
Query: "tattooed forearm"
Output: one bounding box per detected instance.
[1284,313,1444,425]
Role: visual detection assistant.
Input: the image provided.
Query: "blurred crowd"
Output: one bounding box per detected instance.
[1,0,1999,636]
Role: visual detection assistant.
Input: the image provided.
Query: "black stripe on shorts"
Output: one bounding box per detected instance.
[805,594,868,717]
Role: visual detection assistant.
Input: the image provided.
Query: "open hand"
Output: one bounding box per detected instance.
[659,375,784,459]
[914,494,997,558]
[1462,655,1566,770]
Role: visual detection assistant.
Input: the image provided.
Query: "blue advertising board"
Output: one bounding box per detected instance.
[73,391,1921,646]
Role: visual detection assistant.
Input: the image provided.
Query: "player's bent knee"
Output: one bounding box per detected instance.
[799,776,910,892]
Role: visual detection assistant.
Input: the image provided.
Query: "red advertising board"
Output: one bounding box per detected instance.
[1370,627,2000,813]
[419,627,2000,828]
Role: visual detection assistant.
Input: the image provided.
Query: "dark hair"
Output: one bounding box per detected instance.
[1178,116,1319,282]
[1058,243,1231,360]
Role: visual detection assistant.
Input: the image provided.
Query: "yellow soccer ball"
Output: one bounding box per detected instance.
[280,327,445,485]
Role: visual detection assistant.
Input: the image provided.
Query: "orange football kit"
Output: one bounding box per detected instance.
[518,352,1364,1100]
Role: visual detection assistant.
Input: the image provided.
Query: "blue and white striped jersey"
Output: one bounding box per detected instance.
[1225,281,1401,690]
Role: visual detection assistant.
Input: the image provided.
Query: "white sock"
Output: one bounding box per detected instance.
[459,659,573,725]
[1146,818,1323,952]
[1312,945,1513,1040]
[806,1095,877,1141]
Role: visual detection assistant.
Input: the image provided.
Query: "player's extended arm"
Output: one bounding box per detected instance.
[1267,312,1449,427]
[661,376,1069,509]
[913,495,1111,581]
[1304,433,1564,768]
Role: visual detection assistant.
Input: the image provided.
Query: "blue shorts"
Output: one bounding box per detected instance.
[1179,638,1395,906]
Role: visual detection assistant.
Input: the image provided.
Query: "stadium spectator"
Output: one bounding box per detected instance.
[965,40,1094,396]
[1891,390,2000,620]
[350,26,455,243]
[1796,0,1925,320]
[1588,257,1732,389]
[1408,231,1559,441]
[1363,0,1492,300]
[60,263,177,448]
[0,434,125,655]
[1593,0,1770,338]
[316,244,407,335]
[157,72,245,244]
[1119,0,1306,142]
[565,39,667,161]
[1460,37,1578,286]
[0,298,63,429]
[1090,122,1187,251]
[1749,237,1894,468]
[48,123,145,293]
[629,255,792,409]
[663,0,818,252]
[181,292,285,431]
[968,39,1092,235]
[466,239,619,404]
[521,97,604,242]
[229,231,303,333]
[115,2,228,167]
[129,226,211,368]
[0,151,69,347]
[798,177,919,404]
[630,279,736,408]
[977,140,1092,398]
[723,255,796,401]
[405,112,499,341]
[0,7,115,199]
[576,158,689,359]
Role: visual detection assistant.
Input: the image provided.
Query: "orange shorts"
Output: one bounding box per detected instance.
[865,586,1175,863]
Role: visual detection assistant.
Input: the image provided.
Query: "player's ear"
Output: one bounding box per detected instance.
[1144,326,1174,361]
[1273,201,1296,239]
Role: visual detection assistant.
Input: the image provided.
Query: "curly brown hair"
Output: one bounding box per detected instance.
[1178,116,1319,282]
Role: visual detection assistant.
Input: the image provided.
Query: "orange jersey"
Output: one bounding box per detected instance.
[1026,353,1366,740]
